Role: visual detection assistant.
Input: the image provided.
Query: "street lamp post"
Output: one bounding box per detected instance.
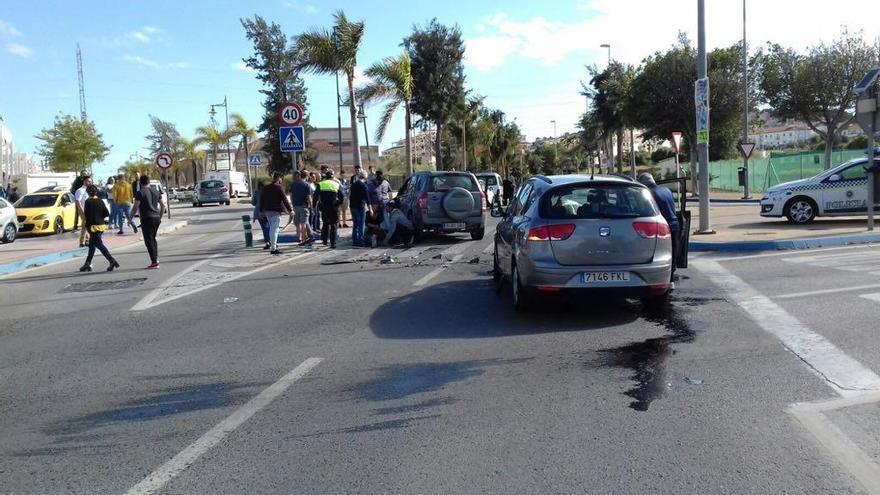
[741,0,751,199]
[696,0,714,234]
[211,96,230,171]
[357,103,372,165]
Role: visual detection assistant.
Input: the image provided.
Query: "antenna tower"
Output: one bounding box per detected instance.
[76,43,87,120]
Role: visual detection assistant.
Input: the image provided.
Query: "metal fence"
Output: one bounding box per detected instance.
[708,149,866,193]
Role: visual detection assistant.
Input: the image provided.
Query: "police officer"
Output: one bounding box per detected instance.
[314,169,345,248]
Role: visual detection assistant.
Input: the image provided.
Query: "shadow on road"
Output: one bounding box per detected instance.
[369,279,641,340]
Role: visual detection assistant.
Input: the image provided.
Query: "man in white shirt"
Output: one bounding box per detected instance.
[74,176,92,247]
[382,201,414,246]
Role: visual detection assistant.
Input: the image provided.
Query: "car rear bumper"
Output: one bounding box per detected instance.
[517,257,672,291]
[195,195,230,203]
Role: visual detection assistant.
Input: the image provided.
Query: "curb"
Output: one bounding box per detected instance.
[689,231,880,252]
[687,198,760,204]
[0,220,188,276]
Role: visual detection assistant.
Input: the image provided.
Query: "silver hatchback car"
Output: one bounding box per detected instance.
[492,175,684,311]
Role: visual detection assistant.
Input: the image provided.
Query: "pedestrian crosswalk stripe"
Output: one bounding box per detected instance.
[859,293,880,303]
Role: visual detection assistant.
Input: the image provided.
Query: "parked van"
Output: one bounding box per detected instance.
[203,170,250,198]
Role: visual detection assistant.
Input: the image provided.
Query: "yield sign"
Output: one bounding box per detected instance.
[671,132,683,153]
[737,142,756,159]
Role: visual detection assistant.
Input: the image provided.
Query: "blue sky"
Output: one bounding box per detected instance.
[1,0,877,180]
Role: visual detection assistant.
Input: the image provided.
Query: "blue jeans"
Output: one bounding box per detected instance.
[257,216,270,244]
[108,200,117,227]
[267,213,281,250]
[116,203,133,232]
[350,207,366,247]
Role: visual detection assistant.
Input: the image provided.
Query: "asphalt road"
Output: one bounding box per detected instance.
[1,204,879,494]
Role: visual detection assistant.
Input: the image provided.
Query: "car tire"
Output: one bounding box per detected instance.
[512,262,533,312]
[1,222,16,243]
[470,226,485,241]
[492,243,504,294]
[784,196,817,224]
[54,217,64,235]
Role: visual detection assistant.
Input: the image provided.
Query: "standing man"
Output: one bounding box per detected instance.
[260,172,293,255]
[314,169,344,248]
[74,175,92,247]
[367,170,391,222]
[0,182,7,199]
[111,173,136,234]
[637,173,681,278]
[367,165,376,183]
[8,187,20,203]
[104,177,116,230]
[339,172,350,228]
[348,170,368,247]
[290,170,314,246]
[70,171,87,231]
[132,174,165,269]
[502,177,515,206]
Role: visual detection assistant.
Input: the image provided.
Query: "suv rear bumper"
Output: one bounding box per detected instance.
[417,215,485,232]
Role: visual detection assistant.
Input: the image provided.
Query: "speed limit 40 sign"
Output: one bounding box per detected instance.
[279,102,304,126]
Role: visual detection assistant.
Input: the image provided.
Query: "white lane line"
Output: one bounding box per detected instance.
[711,244,879,262]
[776,284,880,300]
[124,358,322,495]
[482,241,495,254]
[413,254,463,287]
[693,258,880,396]
[131,250,316,311]
[860,293,880,303]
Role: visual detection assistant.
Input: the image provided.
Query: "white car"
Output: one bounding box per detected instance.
[475,172,502,207]
[760,154,879,224]
[0,197,19,243]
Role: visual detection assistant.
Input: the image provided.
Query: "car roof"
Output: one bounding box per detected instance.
[28,191,65,196]
[531,174,641,186]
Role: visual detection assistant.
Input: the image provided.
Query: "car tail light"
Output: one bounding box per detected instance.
[479,191,487,211]
[418,192,428,217]
[221,187,228,193]
[199,188,207,194]
[632,221,670,239]
[526,224,575,241]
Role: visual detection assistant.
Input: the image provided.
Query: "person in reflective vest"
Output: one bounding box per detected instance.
[314,169,345,248]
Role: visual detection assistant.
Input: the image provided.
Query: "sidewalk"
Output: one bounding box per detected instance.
[688,203,880,251]
[0,221,187,275]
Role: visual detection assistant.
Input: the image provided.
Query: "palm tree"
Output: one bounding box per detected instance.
[356,52,413,174]
[177,136,206,183]
[193,125,233,172]
[230,113,257,190]
[294,10,365,171]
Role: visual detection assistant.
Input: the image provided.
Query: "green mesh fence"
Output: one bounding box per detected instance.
[707,149,866,193]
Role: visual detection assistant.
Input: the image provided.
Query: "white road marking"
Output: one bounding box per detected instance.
[775,284,880,300]
[860,293,880,303]
[482,241,495,254]
[131,250,316,311]
[788,392,880,495]
[414,254,464,287]
[711,244,879,262]
[124,358,323,495]
[693,258,880,396]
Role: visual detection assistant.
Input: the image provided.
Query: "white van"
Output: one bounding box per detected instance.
[204,170,250,198]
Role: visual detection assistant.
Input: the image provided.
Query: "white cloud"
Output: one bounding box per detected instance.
[129,26,162,44]
[0,20,22,38]
[233,61,256,73]
[123,54,188,70]
[353,67,372,86]
[466,0,880,71]
[283,0,317,14]
[7,43,32,58]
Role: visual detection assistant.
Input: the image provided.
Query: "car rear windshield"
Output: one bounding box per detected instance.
[478,175,498,186]
[427,174,480,192]
[201,181,224,188]
[17,195,58,208]
[541,184,658,219]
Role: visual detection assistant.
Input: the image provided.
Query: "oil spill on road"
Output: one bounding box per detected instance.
[598,299,703,412]
[43,381,268,436]
[370,397,457,416]
[350,358,531,402]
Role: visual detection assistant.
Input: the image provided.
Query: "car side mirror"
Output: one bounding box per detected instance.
[490,205,506,218]
[828,174,841,182]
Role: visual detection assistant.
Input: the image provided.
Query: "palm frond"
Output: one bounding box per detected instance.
[294,30,340,75]
[375,101,400,142]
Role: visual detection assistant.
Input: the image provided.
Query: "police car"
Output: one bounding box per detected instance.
[760,151,880,224]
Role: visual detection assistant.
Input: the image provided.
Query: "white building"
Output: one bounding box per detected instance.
[382,129,436,167]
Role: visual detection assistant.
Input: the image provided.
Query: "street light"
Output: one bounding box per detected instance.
[210,96,230,171]
[357,103,372,165]
[599,43,611,67]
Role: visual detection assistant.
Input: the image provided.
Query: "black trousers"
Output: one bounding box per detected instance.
[85,230,114,264]
[387,225,414,245]
[141,217,161,263]
[320,206,339,246]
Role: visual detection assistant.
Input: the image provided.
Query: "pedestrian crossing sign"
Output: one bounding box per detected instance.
[279,126,305,152]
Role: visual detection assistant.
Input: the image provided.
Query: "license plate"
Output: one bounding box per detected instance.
[581,272,630,283]
[443,222,466,230]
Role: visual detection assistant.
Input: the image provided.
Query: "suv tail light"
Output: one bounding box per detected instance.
[526,224,576,241]
[632,221,671,239]
[221,187,228,193]
[199,188,207,194]
[418,192,428,217]
[479,191,487,212]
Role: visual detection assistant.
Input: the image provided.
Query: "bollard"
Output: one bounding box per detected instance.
[241,214,253,247]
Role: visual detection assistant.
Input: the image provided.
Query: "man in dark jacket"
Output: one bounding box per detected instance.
[260,172,294,255]
[79,184,119,272]
[638,173,681,274]
[348,171,369,247]
[314,169,345,248]
[133,175,165,269]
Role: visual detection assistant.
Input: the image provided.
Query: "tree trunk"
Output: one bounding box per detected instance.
[435,122,443,170]
[824,131,834,170]
[346,70,363,172]
[404,103,413,176]
[616,129,624,172]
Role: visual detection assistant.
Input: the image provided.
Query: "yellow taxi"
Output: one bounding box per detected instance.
[14,187,78,235]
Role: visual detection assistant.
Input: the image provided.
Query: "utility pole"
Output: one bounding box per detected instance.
[357,103,372,165]
[696,0,714,234]
[76,44,87,121]
[741,0,751,199]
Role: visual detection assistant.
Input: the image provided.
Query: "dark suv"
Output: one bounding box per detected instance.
[396,171,487,240]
